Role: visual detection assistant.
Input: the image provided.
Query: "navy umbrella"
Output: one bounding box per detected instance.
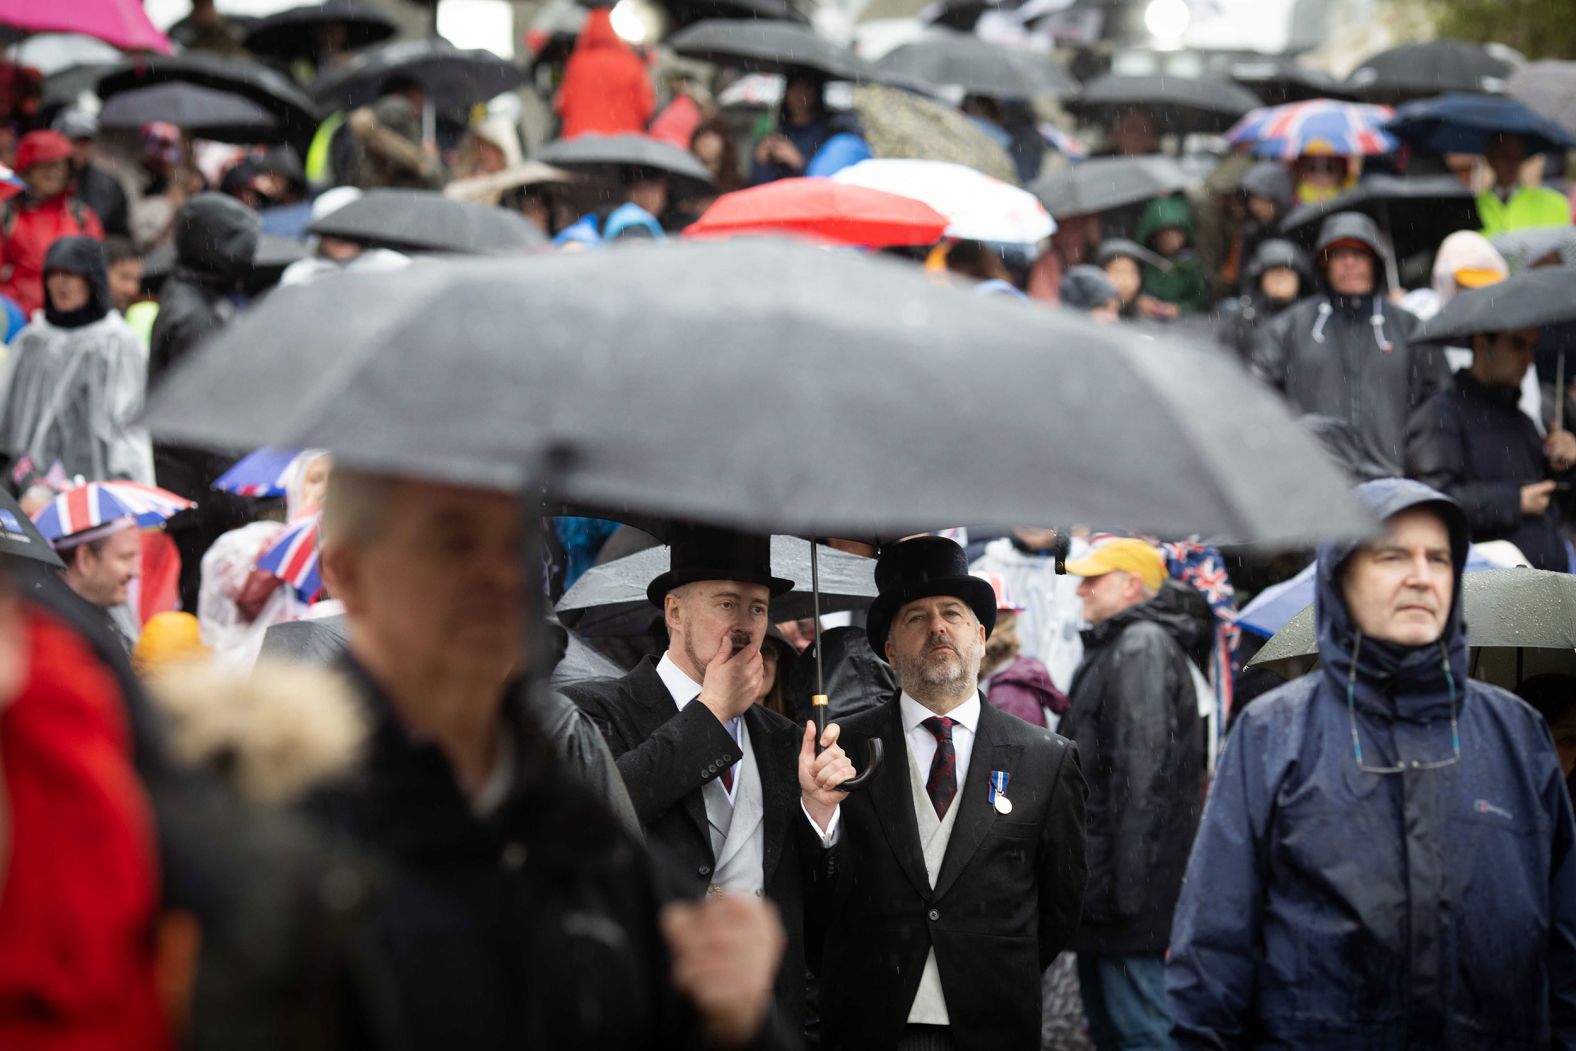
[1387,92,1576,157]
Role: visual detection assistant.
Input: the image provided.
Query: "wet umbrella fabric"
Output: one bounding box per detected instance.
[1386,92,1576,158]
[95,53,320,154]
[1030,154,1193,218]
[874,29,1076,99]
[215,447,300,498]
[1508,61,1576,139]
[310,37,528,113]
[1228,58,1355,105]
[98,82,280,144]
[32,482,193,540]
[1067,74,1260,135]
[684,178,948,247]
[307,188,546,254]
[664,20,873,81]
[831,158,1053,243]
[848,83,1016,183]
[0,0,170,54]
[1414,267,1576,345]
[1225,99,1396,160]
[145,239,1368,544]
[557,537,877,636]
[1346,39,1520,103]
[0,488,64,569]
[243,0,396,60]
[1279,174,1478,284]
[533,134,715,197]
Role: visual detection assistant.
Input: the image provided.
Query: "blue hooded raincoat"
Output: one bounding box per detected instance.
[1167,478,1576,1050]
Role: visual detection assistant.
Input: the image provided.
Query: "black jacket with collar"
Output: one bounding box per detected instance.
[809,694,1087,1051]
[565,655,824,1031]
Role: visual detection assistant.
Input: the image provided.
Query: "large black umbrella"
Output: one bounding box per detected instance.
[1346,39,1520,104]
[874,29,1076,100]
[144,238,1368,544]
[1415,267,1576,344]
[95,53,320,155]
[1508,61,1576,138]
[664,19,873,82]
[310,37,527,113]
[98,82,280,143]
[1247,568,1576,688]
[1279,175,1478,288]
[1387,92,1576,157]
[1228,57,1356,105]
[307,188,546,255]
[243,0,397,61]
[1066,73,1260,136]
[0,489,64,570]
[1030,154,1194,218]
[533,134,715,197]
[557,537,876,636]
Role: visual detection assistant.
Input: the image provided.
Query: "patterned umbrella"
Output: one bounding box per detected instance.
[1226,98,1396,160]
[215,447,301,498]
[256,513,322,601]
[32,481,194,542]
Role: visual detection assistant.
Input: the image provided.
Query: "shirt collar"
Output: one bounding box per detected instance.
[900,690,982,735]
[657,651,705,710]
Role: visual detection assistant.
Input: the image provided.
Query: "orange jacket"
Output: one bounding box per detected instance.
[555,10,655,139]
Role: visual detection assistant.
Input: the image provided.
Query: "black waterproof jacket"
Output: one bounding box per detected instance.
[1058,580,1204,956]
[1216,238,1315,363]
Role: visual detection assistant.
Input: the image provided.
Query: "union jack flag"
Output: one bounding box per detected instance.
[32,481,194,542]
[215,447,301,498]
[1226,99,1397,161]
[257,514,322,601]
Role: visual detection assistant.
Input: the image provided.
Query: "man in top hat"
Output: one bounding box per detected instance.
[566,524,857,1033]
[810,535,1087,1051]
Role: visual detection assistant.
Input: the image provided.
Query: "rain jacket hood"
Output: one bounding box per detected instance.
[1315,478,1470,722]
[42,235,111,329]
[1314,210,1391,290]
[1135,194,1195,248]
[173,193,260,285]
[1240,161,1294,212]
[1245,236,1315,291]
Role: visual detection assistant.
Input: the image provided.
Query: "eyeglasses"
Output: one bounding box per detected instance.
[1346,635,1462,775]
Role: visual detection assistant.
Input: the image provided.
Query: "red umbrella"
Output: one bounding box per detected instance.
[684,177,949,248]
[0,0,171,55]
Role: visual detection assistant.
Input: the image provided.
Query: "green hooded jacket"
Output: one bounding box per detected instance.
[1135,195,1209,314]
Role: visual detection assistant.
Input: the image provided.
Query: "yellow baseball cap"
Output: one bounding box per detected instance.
[1063,538,1167,592]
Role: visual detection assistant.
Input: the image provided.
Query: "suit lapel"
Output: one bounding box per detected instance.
[746,707,795,886]
[627,658,711,848]
[869,696,932,898]
[934,703,1022,900]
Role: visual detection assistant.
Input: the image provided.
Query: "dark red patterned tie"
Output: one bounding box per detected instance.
[922,716,957,818]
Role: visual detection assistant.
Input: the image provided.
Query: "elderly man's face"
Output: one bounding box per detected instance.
[668,579,770,677]
[885,595,985,697]
[1341,507,1454,647]
[332,480,524,674]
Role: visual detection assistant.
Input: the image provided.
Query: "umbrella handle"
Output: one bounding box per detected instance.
[814,693,885,791]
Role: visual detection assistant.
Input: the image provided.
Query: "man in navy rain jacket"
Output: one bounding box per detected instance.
[1167,478,1576,1050]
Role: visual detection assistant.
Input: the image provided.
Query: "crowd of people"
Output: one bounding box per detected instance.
[2,3,1576,1049]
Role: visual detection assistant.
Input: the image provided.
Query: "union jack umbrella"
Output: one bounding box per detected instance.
[215,447,301,498]
[257,513,322,601]
[1225,98,1397,160]
[32,481,194,542]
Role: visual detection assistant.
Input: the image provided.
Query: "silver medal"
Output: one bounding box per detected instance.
[993,793,1013,815]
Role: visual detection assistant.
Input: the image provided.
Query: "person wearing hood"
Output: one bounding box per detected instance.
[1221,161,1294,293]
[1216,238,1315,364]
[149,193,268,611]
[0,130,104,317]
[0,236,153,484]
[1059,538,1203,1051]
[1097,239,1177,322]
[1251,211,1450,475]
[555,6,655,140]
[1134,195,1209,314]
[1167,479,1576,1049]
[1060,264,1121,322]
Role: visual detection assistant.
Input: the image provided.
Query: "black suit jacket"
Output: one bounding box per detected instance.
[811,694,1087,1051]
[565,656,822,1031]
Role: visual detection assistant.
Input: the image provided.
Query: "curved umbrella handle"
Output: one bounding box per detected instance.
[813,695,884,792]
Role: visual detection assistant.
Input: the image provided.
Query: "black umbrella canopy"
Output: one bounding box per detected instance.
[1067,73,1261,135]
[98,82,280,144]
[1228,57,1356,105]
[664,19,874,81]
[533,133,715,196]
[310,37,528,113]
[1346,38,1521,104]
[1030,154,1194,218]
[874,29,1076,100]
[1279,174,1478,285]
[1508,61,1576,138]
[0,490,64,571]
[307,188,546,254]
[557,537,876,636]
[95,53,320,155]
[145,239,1369,545]
[1415,267,1576,344]
[243,0,398,60]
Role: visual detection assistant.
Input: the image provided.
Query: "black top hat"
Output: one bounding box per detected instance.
[866,536,997,657]
[647,525,795,606]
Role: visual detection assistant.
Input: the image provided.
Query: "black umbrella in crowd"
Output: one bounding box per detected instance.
[1508,61,1576,138]
[1279,174,1478,287]
[310,37,528,113]
[874,29,1076,100]
[1346,38,1521,103]
[1030,154,1193,219]
[1227,56,1356,105]
[143,238,1369,544]
[95,52,320,155]
[1387,93,1576,157]
[307,188,547,255]
[1415,267,1576,344]
[557,537,876,637]
[242,0,397,61]
[0,489,64,570]
[98,82,281,144]
[533,133,715,198]
[664,19,874,81]
[1066,73,1260,135]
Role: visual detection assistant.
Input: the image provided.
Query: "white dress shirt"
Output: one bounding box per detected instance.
[900,689,981,800]
[656,652,840,843]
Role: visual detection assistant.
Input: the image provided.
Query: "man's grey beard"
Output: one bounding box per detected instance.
[893,635,980,707]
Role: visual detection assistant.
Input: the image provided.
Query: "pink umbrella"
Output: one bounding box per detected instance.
[0,0,171,56]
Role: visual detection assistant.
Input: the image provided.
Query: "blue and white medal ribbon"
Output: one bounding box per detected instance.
[989,770,1012,815]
